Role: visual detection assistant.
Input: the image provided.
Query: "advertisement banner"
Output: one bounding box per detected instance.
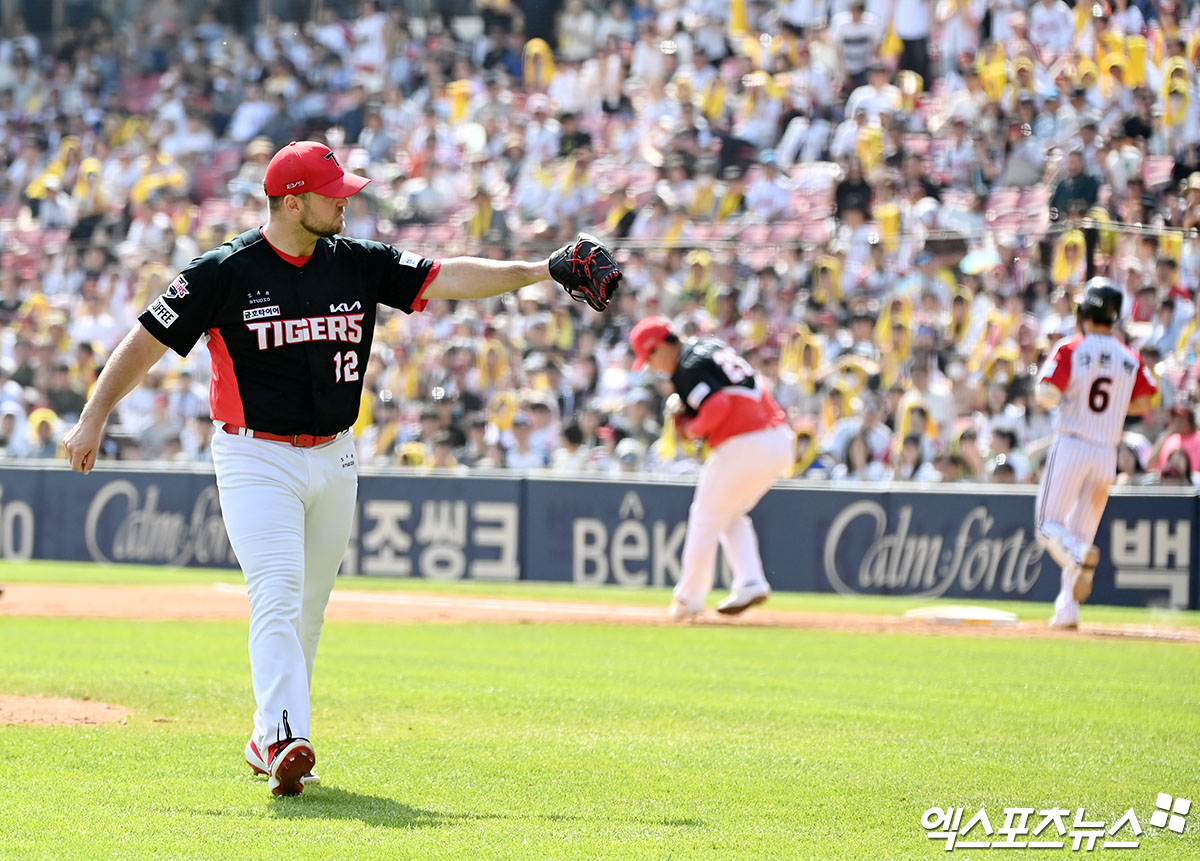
[0,465,1194,609]
[803,489,1051,601]
[348,474,523,581]
[523,476,695,587]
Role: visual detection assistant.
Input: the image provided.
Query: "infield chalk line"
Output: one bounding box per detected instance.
[212,582,662,618]
[208,583,1200,640]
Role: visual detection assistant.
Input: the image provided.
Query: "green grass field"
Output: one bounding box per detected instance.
[1,561,1198,859]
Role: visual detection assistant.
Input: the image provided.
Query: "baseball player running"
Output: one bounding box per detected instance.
[62,141,620,795]
[1035,279,1156,628]
[629,318,794,620]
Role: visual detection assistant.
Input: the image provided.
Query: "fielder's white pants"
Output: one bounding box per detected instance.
[212,430,357,745]
[675,424,796,610]
[1034,436,1116,623]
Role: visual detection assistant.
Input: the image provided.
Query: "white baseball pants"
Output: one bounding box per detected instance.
[675,424,796,610]
[1034,435,1116,623]
[212,430,357,746]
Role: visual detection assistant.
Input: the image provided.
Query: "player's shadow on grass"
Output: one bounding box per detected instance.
[270,786,503,829]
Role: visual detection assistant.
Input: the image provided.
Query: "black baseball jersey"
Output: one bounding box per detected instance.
[138,228,437,435]
[671,337,758,417]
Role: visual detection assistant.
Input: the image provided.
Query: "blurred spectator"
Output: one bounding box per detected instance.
[832,3,881,91]
[1115,442,1148,486]
[622,388,661,447]
[988,455,1018,484]
[44,362,85,421]
[136,393,183,460]
[829,431,888,482]
[505,411,546,468]
[551,422,589,473]
[1050,150,1100,222]
[612,437,645,474]
[27,408,59,459]
[895,433,940,481]
[895,0,933,87]
[430,430,465,472]
[1159,449,1196,487]
[0,0,1190,487]
[987,428,1031,482]
[1152,406,1200,477]
[0,406,29,458]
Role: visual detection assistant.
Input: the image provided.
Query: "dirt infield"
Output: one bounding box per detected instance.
[1,582,1198,644]
[0,694,129,726]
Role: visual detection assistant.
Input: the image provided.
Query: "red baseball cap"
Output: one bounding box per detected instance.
[630,316,674,369]
[263,141,371,198]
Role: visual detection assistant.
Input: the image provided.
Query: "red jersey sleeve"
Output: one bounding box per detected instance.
[1038,338,1077,392]
[1132,356,1158,399]
[410,260,441,313]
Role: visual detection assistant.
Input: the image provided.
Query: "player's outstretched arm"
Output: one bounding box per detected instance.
[422,235,622,312]
[63,324,169,474]
[421,257,551,301]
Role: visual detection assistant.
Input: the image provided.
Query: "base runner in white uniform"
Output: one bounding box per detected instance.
[629,318,795,620]
[63,141,619,795]
[1034,279,1157,628]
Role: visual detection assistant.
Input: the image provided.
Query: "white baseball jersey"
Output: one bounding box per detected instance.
[1038,334,1156,447]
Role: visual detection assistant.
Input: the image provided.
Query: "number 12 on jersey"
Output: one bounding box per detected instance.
[334,350,359,382]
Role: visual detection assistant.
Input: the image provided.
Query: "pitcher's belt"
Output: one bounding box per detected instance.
[222,424,346,448]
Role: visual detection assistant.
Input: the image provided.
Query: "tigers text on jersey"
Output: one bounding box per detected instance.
[672,337,786,448]
[139,229,438,436]
[1038,333,1156,447]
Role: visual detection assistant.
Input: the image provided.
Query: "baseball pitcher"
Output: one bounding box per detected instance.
[629,317,794,620]
[63,141,621,795]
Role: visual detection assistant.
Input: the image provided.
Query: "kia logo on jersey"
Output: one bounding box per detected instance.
[329,301,362,313]
[245,312,365,349]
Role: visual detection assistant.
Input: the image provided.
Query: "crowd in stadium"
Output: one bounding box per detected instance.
[2,0,1200,485]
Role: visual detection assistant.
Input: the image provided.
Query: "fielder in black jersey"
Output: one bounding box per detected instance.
[670,338,762,437]
[138,229,438,437]
[63,140,611,796]
[630,318,793,620]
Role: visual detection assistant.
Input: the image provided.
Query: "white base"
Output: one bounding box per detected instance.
[904,605,1019,626]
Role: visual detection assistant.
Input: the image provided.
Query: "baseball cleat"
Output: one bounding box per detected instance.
[667,599,702,622]
[246,738,268,776]
[717,583,771,615]
[1073,546,1100,603]
[1049,616,1079,630]
[267,737,315,797]
[247,737,320,785]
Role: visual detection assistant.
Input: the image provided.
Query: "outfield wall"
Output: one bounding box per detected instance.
[0,464,1195,609]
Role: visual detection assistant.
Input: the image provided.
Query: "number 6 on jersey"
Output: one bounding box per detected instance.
[334,350,359,382]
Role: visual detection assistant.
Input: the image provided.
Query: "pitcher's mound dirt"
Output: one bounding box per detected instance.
[0,694,129,726]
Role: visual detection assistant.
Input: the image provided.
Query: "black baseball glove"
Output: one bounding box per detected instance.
[548,233,622,312]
